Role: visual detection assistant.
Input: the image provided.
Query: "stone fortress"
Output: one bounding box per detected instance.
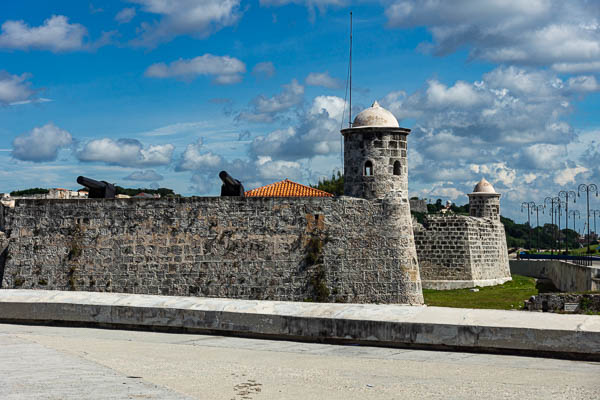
[414,178,511,290]
[0,102,509,304]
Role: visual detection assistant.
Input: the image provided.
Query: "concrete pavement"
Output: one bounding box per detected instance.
[1,323,600,399]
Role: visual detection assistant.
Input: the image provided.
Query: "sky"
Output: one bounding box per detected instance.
[2,0,600,226]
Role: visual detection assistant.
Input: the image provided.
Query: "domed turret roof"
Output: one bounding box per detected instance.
[352,101,399,128]
[472,178,497,194]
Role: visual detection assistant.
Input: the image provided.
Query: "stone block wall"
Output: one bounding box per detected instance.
[0,197,423,304]
[468,194,500,219]
[414,215,510,289]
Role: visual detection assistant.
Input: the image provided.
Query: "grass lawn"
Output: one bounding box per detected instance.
[423,275,558,310]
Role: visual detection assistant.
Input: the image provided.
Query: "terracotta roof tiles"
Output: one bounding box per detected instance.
[245,179,333,198]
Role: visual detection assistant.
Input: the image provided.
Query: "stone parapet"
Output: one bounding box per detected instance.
[0,196,423,304]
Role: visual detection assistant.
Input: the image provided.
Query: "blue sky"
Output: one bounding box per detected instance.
[2,0,600,225]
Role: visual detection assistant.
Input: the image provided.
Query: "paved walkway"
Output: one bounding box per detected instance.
[1,323,599,399]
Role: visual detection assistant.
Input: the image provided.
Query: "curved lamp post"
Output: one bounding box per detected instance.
[544,196,561,254]
[568,209,581,252]
[521,201,536,250]
[558,190,576,254]
[556,199,565,254]
[578,184,598,254]
[532,204,545,252]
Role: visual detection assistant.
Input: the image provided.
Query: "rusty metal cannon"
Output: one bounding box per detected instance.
[219,171,245,197]
[76,176,116,199]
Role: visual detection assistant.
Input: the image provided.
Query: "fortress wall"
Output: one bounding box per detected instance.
[0,197,423,304]
[466,217,510,281]
[414,215,510,290]
[414,217,474,282]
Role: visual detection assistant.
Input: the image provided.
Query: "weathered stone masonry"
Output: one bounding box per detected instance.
[0,196,423,304]
[414,215,510,289]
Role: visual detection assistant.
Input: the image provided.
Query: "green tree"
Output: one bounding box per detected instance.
[312,171,344,196]
[10,188,50,196]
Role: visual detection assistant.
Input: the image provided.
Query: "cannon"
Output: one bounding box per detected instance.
[76,176,116,199]
[219,171,245,197]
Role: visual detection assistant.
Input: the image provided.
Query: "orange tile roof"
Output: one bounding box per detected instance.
[245,179,334,198]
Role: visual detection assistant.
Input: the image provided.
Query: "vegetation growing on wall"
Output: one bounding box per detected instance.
[304,229,331,302]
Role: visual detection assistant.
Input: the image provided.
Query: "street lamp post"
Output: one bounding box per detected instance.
[577,184,598,254]
[532,204,544,252]
[568,209,581,251]
[592,209,600,250]
[557,200,564,254]
[521,201,535,250]
[558,191,576,254]
[544,197,561,255]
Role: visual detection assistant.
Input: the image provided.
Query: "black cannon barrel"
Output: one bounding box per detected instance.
[219,170,245,197]
[219,171,237,187]
[76,176,116,199]
[77,176,106,190]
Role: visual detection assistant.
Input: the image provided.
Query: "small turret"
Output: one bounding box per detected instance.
[340,101,410,200]
[468,178,501,219]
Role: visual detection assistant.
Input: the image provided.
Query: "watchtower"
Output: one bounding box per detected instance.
[340,101,411,200]
[468,178,501,219]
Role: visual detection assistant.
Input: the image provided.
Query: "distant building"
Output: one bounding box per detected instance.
[8,188,88,202]
[409,198,427,213]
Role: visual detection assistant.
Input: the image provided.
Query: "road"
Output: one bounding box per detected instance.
[1,323,599,399]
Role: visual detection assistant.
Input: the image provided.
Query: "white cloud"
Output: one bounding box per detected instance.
[77,138,174,167]
[145,54,246,84]
[554,165,588,186]
[255,156,302,181]
[523,173,537,184]
[0,15,87,52]
[428,186,463,200]
[12,123,73,162]
[519,144,565,170]
[0,71,35,105]
[566,75,600,93]
[426,80,484,108]
[141,121,206,137]
[123,170,164,181]
[305,72,342,89]
[128,0,241,45]
[252,62,275,79]
[238,79,304,122]
[115,8,137,24]
[259,0,346,19]
[254,79,304,113]
[250,95,344,160]
[385,0,600,72]
[309,95,345,121]
[385,66,577,147]
[176,139,223,171]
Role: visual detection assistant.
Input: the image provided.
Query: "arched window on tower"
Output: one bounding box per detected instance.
[364,160,373,176]
[393,160,401,176]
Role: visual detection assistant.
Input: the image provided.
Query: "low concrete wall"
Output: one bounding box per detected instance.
[510,260,600,292]
[1,290,599,360]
